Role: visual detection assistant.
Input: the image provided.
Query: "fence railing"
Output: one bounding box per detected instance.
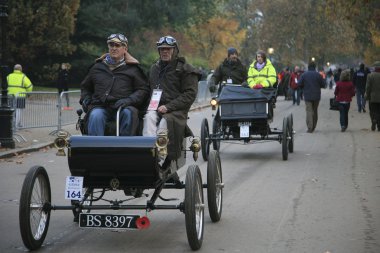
[4,81,211,139]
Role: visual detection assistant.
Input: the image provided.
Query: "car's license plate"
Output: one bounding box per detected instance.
[240,125,249,138]
[79,213,139,229]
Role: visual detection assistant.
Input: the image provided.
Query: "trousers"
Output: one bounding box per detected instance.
[142,110,167,136]
[305,100,320,131]
[87,107,134,136]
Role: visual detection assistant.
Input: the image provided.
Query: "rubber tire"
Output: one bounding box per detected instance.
[201,118,210,161]
[212,118,221,151]
[282,117,288,161]
[185,165,204,251]
[19,166,51,250]
[207,150,223,222]
[288,114,294,153]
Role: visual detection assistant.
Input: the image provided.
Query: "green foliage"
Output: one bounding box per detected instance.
[6,0,80,85]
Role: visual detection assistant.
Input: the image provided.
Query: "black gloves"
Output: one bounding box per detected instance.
[113,98,131,109]
[241,81,249,88]
[81,97,91,113]
[209,85,217,93]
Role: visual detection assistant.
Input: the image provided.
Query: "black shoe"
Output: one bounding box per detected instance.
[341,127,346,132]
[371,122,376,131]
[363,108,366,113]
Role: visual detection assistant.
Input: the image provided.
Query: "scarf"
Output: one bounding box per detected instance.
[256,61,265,71]
[103,54,126,70]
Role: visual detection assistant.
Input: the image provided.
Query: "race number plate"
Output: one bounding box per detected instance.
[79,213,139,229]
[65,176,83,200]
[239,122,251,138]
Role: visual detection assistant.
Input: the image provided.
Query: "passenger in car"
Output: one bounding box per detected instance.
[142,35,201,160]
[247,50,277,89]
[80,33,150,136]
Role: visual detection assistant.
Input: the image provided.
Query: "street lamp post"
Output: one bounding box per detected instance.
[268,47,274,62]
[0,0,15,149]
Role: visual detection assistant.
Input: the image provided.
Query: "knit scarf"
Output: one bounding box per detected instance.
[256,61,265,71]
[103,54,126,70]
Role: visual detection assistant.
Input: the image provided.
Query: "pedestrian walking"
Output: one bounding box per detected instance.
[290,66,302,105]
[57,63,71,109]
[6,64,33,127]
[334,69,355,132]
[298,61,325,133]
[365,61,380,131]
[352,63,369,113]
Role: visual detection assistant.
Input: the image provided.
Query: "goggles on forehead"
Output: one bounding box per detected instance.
[156,36,177,47]
[107,33,128,45]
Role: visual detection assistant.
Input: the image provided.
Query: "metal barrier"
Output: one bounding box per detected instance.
[8,82,211,140]
[195,81,211,104]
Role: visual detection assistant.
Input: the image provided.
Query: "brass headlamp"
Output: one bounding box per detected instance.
[189,137,201,161]
[54,131,69,156]
[156,129,168,159]
[210,98,218,110]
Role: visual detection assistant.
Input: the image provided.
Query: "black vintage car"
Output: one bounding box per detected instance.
[19,108,223,251]
[201,84,295,161]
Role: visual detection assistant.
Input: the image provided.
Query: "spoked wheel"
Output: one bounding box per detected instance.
[212,118,221,151]
[288,114,294,153]
[201,118,211,161]
[185,165,204,251]
[207,150,223,222]
[19,166,51,250]
[282,117,289,161]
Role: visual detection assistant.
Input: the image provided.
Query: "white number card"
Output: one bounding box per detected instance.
[147,89,162,111]
[240,125,249,138]
[227,78,233,84]
[65,176,84,200]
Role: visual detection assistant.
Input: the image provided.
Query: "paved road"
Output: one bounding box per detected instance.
[1,89,379,253]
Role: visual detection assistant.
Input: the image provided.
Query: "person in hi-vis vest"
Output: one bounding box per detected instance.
[7,64,33,127]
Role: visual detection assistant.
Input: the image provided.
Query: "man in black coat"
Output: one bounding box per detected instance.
[208,47,247,93]
[353,63,369,113]
[80,33,150,136]
[298,61,326,133]
[57,63,70,107]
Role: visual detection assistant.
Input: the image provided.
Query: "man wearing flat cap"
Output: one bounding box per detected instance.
[80,33,150,136]
[208,47,247,93]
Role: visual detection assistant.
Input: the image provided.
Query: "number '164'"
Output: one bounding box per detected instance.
[67,191,81,199]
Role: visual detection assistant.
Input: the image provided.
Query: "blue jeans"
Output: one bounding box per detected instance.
[356,90,366,112]
[88,107,134,136]
[338,103,350,128]
[292,88,300,105]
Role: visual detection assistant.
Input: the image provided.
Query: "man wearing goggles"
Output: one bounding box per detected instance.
[80,33,150,136]
[143,35,201,164]
[208,47,247,93]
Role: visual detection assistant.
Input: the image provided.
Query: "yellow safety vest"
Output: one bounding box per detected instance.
[247,59,277,88]
[6,70,33,97]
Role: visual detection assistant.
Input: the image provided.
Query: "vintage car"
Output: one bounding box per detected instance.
[201,84,294,161]
[19,108,223,251]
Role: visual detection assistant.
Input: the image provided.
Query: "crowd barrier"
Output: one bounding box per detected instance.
[2,80,211,141]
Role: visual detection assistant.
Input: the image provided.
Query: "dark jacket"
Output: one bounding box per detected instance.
[365,70,380,103]
[57,69,69,90]
[80,61,150,111]
[352,68,368,93]
[212,58,247,85]
[334,81,355,102]
[149,57,200,160]
[298,67,325,101]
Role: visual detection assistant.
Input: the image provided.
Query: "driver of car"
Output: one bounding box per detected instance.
[208,47,247,93]
[142,35,201,162]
